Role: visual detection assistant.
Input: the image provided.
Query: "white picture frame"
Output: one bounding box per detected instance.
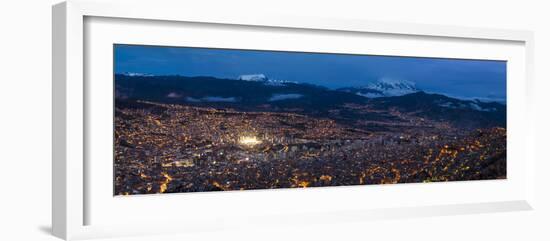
[52,0,536,240]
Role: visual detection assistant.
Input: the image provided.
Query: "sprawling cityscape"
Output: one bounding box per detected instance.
[114,98,506,195]
[114,45,506,195]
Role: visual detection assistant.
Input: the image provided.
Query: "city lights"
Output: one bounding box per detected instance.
[114,102,506,195]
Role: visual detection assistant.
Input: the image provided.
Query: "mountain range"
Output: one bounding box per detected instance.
[338,78,419,98]
[115,73,506,129]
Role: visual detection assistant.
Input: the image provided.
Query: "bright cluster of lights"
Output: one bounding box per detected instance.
[239,136,262,146]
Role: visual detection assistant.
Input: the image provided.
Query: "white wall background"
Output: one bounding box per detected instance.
[0,0,548,240]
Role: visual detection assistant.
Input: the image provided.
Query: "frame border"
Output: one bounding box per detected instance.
[52,0,535,240]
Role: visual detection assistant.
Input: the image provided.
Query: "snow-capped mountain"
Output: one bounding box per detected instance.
[237,74,296,86]
[238,74,268,82]
[367,79,419,96]
[339,79,419,98]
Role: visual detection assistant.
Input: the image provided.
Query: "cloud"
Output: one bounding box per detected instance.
[166,92,182,98]
[269,94,303,101]
[185,96,237,102]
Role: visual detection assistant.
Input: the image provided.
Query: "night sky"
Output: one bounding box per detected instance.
[114,44,507,101]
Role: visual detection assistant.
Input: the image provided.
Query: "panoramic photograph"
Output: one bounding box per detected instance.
[113,44,507,195]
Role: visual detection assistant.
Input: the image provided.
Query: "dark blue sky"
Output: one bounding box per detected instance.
[114,44,506,100]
